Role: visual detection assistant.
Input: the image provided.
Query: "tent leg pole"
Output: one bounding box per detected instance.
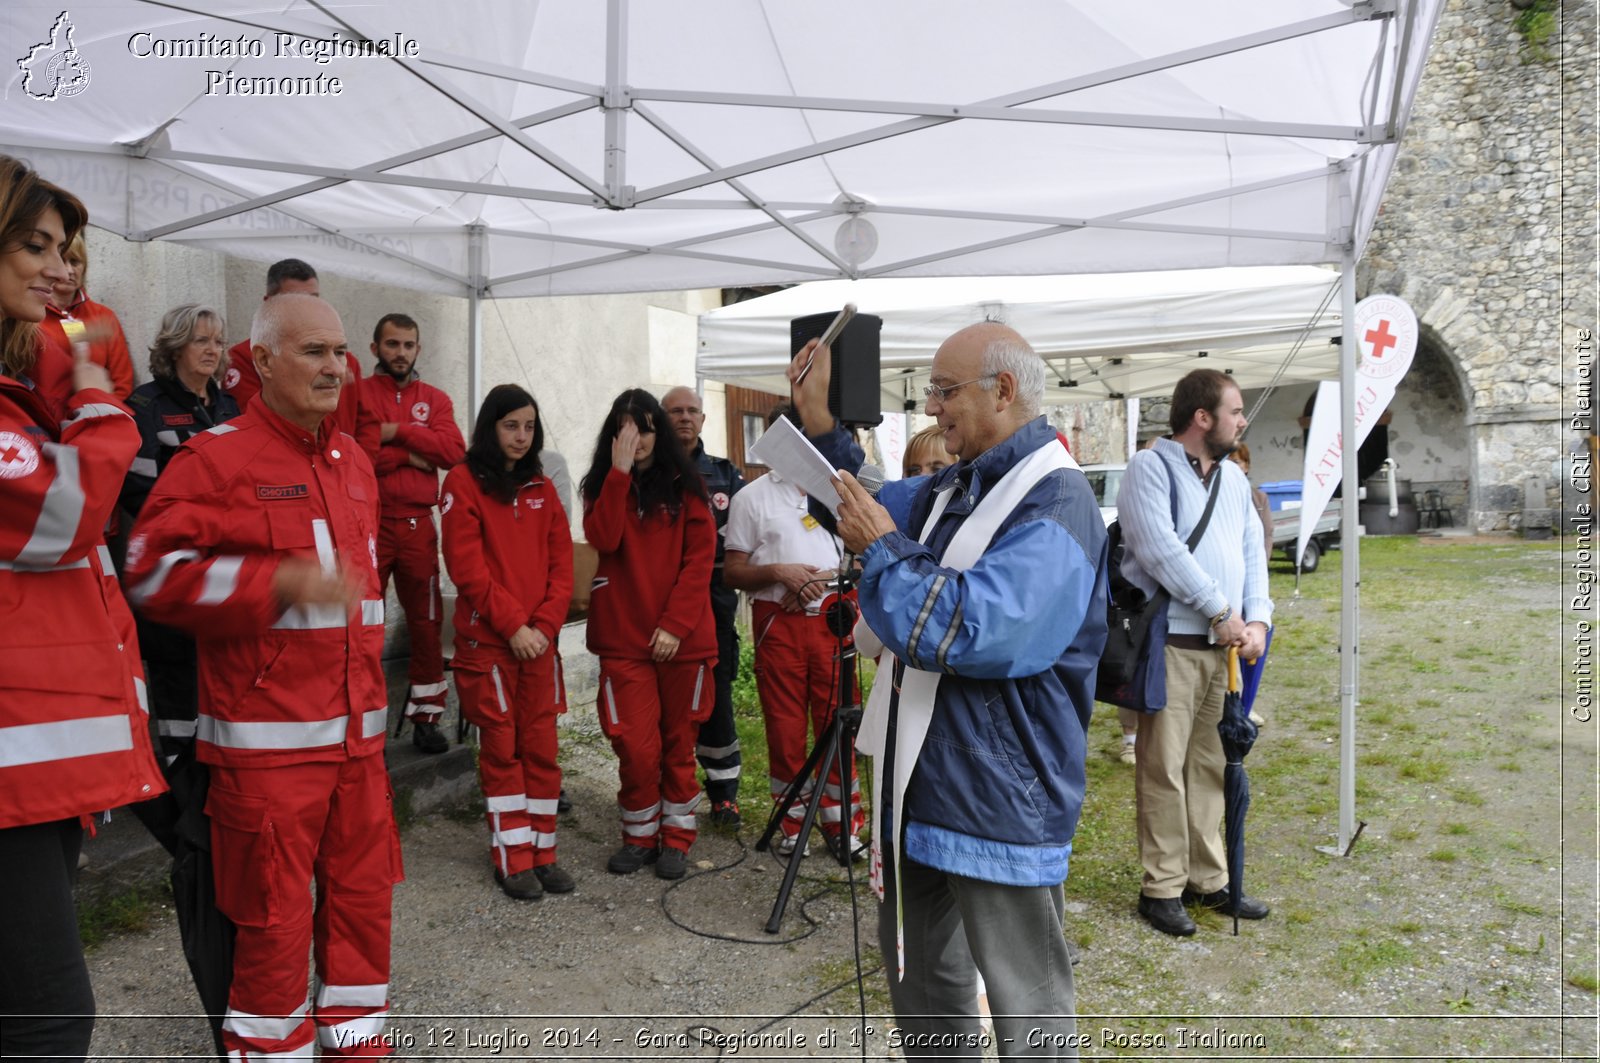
[1334,245,1361,855]
[467,223,486,435]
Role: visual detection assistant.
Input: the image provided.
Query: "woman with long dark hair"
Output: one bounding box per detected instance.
[441,384,575,900]
[580,389,717,881]
[0,155,167,1061]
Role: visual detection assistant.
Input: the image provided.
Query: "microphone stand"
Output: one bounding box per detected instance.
[759,565,863,933]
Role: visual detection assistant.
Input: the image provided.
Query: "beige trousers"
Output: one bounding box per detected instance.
[1135,644,1229,898]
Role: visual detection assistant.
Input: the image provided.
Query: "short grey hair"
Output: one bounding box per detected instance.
[250,291,318,358]
[147,304,226,384]
[979,334,1046,417]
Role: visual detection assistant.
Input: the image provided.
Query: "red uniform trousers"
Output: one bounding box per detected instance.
[207,755,402,1060]
[596,657,714,853]
[454,650,564,876]
[376,514,446,724]
[751,601,865,842]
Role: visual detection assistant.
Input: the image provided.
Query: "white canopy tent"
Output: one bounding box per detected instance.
[697,266,1342,408]
[2,0,1446,852]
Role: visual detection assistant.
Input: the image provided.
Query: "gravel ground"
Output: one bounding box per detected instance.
[79,539,1597,1061]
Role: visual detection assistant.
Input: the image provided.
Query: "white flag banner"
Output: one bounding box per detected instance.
[1297,294,1420,566]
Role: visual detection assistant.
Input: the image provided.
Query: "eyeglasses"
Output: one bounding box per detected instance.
[922,374,997,403]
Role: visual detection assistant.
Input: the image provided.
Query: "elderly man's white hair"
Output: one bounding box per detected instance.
[978,331,1046,418]
[250,291,323,357]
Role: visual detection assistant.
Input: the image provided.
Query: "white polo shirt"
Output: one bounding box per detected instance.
[724,469,844,607]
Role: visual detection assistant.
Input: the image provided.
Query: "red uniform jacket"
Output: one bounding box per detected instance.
[38,291,135,404]
[357,372,465,517]
[225,340,373,450]
[0,378,166,829]
[582,467,717,663]
[440,465,573,665]
[125,398,388,768]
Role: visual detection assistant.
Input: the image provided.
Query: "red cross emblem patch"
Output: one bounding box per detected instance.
[411,401,431,423]
[0,431,40,479]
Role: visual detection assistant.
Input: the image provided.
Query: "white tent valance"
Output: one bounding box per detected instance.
[3,0,1439,299]
[697,266,1342,406]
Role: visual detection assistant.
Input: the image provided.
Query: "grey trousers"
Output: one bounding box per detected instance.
[879,858,1077,1061]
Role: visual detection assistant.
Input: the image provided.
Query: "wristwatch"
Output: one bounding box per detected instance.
[1209,605,1233,628]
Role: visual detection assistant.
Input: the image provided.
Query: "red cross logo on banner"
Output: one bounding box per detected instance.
[1365,319,1398,360]
[0,431,40,479]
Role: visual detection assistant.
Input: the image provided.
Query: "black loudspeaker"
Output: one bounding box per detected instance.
[790,311,883,428]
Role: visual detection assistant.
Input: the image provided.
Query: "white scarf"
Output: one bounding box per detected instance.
[855,437,1077,978]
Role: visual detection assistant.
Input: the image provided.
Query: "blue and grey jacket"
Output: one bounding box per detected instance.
[815,417,1108,886]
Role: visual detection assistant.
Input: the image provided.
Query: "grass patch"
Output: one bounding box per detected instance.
[1441,822,1471,836]
[1427,848,1459,863]
[79,883,165,950]
[1334,937,1415,984]
[1568,971,1599,994]
[1398,758,1449,783]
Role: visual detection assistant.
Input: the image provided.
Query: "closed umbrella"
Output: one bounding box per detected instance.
[1217,647,1259,936]
[165,751,234,1058]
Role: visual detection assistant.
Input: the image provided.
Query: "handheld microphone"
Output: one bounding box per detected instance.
[855,463,885,498]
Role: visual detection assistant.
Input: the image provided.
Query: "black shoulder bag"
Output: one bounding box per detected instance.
[1095,457,1224,712]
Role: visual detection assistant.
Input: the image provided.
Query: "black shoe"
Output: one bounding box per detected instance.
[557,788,573,814]
[1184,886,1270,920]
[1138,894,1197,936]
[707,799,741,831]
[655,847,688,880]
[495,868,543,901]
[534,862,576,894]
[607,844,659,875]
[412,720,448,755]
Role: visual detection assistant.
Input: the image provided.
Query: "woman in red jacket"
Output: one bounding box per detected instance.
[442,384,575,900]
[0,156,166,1062]
[38,230,135,404]
[581,389,717,881]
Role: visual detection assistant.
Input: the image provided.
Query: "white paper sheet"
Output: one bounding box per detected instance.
[746,416,845,518]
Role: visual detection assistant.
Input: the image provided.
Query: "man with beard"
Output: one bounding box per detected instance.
[357,313,465,753]
[1116,368,1273,937]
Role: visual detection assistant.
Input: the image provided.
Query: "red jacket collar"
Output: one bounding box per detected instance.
[247,393,346,462]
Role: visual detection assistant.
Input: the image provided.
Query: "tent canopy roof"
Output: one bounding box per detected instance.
[697,266,1343,406]
[2,0,1440,298]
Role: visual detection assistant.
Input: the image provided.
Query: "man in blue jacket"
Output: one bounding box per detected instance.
[793,322,1107,1060]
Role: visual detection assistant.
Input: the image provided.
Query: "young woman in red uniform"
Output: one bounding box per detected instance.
[441,384,575,900]
[0,156,166,1062]
[580,389,717,881]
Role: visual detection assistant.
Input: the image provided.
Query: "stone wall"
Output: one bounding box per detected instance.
[1361,0,1596,531]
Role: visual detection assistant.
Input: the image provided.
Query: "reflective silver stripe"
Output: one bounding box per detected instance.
[129,455,159,478]
[158,717,198,738]
[95,544,114,572]
[493,826,533,846]
[661,813,695,829]
[133,676,148,714]
[485,793,524,813]
[0,715,134,768]
[249,1045,316,1061]
[823,780,860,800]
[222,1003,309,1041]
[491,665,509,714]
[272,603,346,630]
[690,665,706,713]
[603,677,619,727]
[315,982,388,1009]
[621,802,660,821]
[155,429,181,447]
[68,402,129,423]
[361,707,388,738]
[697,740,739,759]
[316,1012,389,1049]
[197,714,345,750]
[526,797,559,815]
[704,765,740,781]
[127,549,199,604]
[410,680,449,698]
[205,423,237,436]
[531,830,557,848]
[935,597,964,675]
[0,556,90,572]
[361,599,384,625]
[198,556,244,605]
[819,805,844,823]
[623,820,659,838]
[905,573,947,666]
[17,443,83,567]
[663,795,700,816]
[311,518,335,576]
